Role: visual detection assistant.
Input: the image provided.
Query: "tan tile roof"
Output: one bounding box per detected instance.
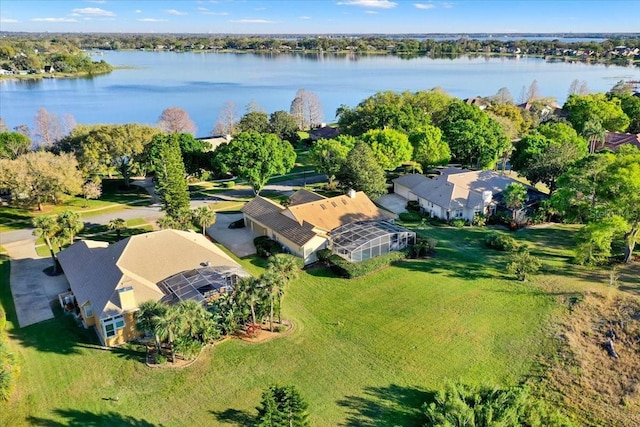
[286,191,396,232]
[289,189,326,206]
[58,230,243,319]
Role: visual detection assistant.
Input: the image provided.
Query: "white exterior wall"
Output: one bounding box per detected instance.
[394,183,417,201]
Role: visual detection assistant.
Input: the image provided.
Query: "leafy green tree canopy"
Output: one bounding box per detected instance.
[438,100,510,169]
[238,111,270,134]
[360,128,413,170]
[408,125,450,171]
[552,146,640,263]
[564,93,630,134]
[0,151,83,211]
[56,123,159,184]
[213,131,296,194]
[336,141,387,200]
[256,384,310,427]
[307,137,351,185]
[268,110,300,144]
[337,89,451,136]
[511,122,588,192]
[0,132,31,160]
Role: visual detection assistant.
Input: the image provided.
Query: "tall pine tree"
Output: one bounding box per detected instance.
[256,385,310,427]
[151,134,190,221]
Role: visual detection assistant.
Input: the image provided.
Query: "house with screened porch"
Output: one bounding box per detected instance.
[57,229,249,347]
[242,189,415,264]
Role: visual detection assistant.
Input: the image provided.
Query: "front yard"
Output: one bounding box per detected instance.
[0,224,636,426]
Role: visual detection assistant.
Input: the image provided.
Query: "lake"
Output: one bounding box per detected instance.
[1,51,639,138]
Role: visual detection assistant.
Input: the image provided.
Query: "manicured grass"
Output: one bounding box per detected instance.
[0,179,152,232]
[1,225,631,426]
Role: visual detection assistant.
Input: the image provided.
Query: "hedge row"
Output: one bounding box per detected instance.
[325,250,407,279]
[254,236,283,258]
[0,306,18,401]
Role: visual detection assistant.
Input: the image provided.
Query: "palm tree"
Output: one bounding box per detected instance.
[582,119,606,153]
[261,270,283,332]
[174,300,212,341]
[135,300,168,351]
[107,218,127,241]
[57,210,83,246]
[267,254,300,324]
[156,215,176,230]
[32,215,61,271]
[237,277,262,326]
[192,205,216,235]
[154,306,181,362]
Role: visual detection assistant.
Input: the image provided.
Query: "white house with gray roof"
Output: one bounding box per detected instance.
[393,168,532,222]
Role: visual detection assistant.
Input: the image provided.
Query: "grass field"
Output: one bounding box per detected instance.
[0,179,152,232]
[0,225,634,426]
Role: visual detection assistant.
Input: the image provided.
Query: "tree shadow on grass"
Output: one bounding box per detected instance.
[8,308,100,355]
[209,408,256,426]
[336,384,434,427]
[28,409,162,426]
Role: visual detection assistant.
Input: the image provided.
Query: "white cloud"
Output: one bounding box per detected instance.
[414,3,436,9]
[137,18,168,22]
[0,18,19,23]
[230,19,276,24]
[72,7,115,17]
[198,7,229,16]
[135,10,142,13]
[442,2,453,8]
[165,9,187,16]
[85,0,107,3]
[298,16,311,19]
[31,17,78,22]
[337,0,397,8]
[365,10,378,14]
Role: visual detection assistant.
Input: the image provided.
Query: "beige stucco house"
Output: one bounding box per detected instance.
[57,229,248,347]
[242,189,414,264]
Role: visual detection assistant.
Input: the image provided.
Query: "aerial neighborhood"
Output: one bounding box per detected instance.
[0,17,640,427]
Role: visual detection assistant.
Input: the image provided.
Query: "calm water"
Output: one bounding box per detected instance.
[1,51,639,138]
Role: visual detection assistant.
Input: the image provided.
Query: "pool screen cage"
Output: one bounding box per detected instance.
[329,220,416,262]
[157,266,250,305]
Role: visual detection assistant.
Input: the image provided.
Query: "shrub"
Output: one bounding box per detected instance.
[485,232,519,252]
[406,200,421,212]
[254,236,283,258]
[408,236,438,258]
[488,211,511,226]
[0,307,5,333]
[451,219,466,228]
[154,352,168,365]
[399,212,422,222]
[472,213,487,227]
[223,180,235,188]
[507,248,542,281]
[326,251,406,278]
[228,218,246,229]
[316,248,333,263]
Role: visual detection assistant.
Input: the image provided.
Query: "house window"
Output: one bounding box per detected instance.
[102,315,125,338]
[84,304,93,318]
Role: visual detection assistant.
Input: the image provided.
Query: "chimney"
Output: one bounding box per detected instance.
[117,286,136,311]
[347,189,357,199]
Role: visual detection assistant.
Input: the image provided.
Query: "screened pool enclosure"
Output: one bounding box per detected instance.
[329,221,416,262]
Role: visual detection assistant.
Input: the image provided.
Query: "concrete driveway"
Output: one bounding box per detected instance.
[5,239,70,328]
[378,194,408,214]
[207,213,256,258]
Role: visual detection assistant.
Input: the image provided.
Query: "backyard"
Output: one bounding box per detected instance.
[0,224,637,426]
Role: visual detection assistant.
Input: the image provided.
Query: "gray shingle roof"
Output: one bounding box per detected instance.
[393,173,428,189]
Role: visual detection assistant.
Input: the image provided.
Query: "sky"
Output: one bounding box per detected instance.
[0,0,639,34]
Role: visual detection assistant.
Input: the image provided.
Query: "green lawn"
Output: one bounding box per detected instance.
[0,179,152,232]
[1,225,630,426]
